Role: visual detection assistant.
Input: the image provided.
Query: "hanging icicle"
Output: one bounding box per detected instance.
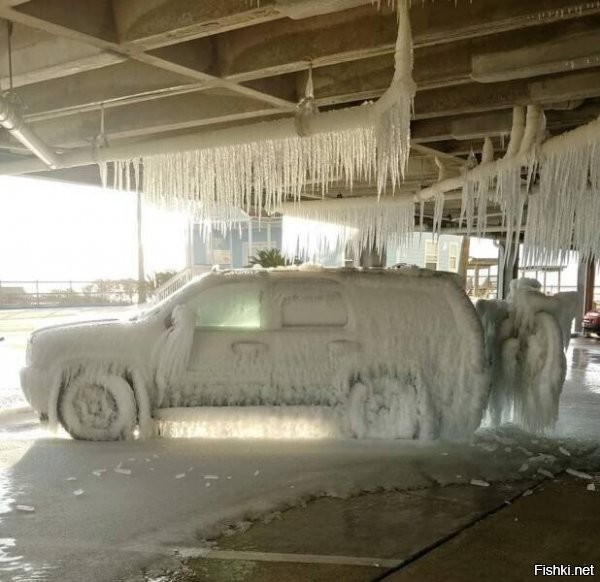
[280,196,415,262]
[524,116,600,266]
[131,124,378,222]
[373,0,416,194]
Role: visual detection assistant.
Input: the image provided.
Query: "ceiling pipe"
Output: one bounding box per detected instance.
[0,94,60,169]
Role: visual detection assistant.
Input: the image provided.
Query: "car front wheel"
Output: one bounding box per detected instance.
[58,373,137,441]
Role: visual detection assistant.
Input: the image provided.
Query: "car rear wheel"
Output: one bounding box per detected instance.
[58,373,137,441]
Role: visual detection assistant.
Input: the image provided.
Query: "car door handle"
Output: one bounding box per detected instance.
[328,340,361,357]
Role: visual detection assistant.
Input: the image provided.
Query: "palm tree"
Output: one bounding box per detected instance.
[248,248,291,268]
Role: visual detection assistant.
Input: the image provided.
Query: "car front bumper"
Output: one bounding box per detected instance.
[20,365,53,416]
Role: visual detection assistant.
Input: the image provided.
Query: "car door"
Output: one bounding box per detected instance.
[174,279,272,406]
[269,277,359,406]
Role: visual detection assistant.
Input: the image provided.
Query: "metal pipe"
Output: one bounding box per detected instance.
[0,94,60,169]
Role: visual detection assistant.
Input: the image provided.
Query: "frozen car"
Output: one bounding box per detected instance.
[20,268,488,441]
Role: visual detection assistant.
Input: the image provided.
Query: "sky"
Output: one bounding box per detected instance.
[0,176,187,282]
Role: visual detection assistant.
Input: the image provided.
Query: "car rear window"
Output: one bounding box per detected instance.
[276,280,348,328]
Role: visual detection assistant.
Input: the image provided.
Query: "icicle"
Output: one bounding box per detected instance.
[139,125,379,223]
[524,115,600,265]
[481,137,494,165]
[280,197,415,262]
[432,192,444,237]
[504,106,526,160]
[295,65,319,137]
[98,161,108,188]
[373,0,416,195]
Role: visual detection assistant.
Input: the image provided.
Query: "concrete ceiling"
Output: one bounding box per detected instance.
[0,0,599,209]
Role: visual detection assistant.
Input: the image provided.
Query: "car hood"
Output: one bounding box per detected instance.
[27,319,150,368]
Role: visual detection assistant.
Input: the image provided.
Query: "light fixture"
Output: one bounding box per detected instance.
[0,20,59,170]
[0,96,60,169]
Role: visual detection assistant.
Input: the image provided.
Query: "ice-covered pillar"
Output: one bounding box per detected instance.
[577,256,596,331]
[136,190,147,304]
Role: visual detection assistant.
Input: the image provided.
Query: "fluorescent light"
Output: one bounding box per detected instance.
[0,94,60,169]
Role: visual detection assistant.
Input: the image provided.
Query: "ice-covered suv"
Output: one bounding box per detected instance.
[20,267,488,441]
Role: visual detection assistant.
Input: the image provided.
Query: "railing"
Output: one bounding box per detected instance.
[152,266,212,303]
[0,280,139,309]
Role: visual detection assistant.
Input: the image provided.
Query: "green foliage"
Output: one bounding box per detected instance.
[145,270,179,293]
[248,248,290,268]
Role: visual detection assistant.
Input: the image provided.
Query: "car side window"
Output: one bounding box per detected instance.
[276,280,348,328]
[188,282,262,329]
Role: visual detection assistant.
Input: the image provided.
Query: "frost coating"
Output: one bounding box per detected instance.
[22,269,488,441]
[280,197,415,261]
[477,279,574,433]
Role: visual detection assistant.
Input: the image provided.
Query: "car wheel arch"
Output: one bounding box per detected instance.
[50,362,151,439]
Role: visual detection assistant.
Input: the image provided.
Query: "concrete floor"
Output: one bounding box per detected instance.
[138,476,599,582]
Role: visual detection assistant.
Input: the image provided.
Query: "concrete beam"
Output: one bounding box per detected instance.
[112,0,282,49]
[111,0,372,50]
[0,4,296,110]
[8,89,280,148]
[472,16,600,83]
[412,103,600,144]
[217,4,397,82]
[15,0,118,42]
[219,1,600,81]
[17,61,202,121]
[0,22,123,89]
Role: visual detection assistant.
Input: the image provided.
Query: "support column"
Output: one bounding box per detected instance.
[136,190,147,304]
[458,236,470,289]
[575,256,595,332]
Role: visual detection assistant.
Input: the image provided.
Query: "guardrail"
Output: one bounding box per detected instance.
[0,280,139,308]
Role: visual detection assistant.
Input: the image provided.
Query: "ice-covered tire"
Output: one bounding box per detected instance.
[58,373,137,441]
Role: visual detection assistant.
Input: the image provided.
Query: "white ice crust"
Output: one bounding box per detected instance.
[22,268,488,441]
[477,278,576,432]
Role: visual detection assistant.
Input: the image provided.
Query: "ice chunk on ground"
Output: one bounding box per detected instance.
[204,475,219,480]
[559,446,571,457]
[538,469,554,479]
[587,484,596,492]
[470,479,490,487]
[114,468,132,476]
[518,463,529,472]
[16,505,35,512]
[73,489,84,496]
[174,474,186,480]
[66,477,77,481]
[92,469,106,476]
[566,468,593,480]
